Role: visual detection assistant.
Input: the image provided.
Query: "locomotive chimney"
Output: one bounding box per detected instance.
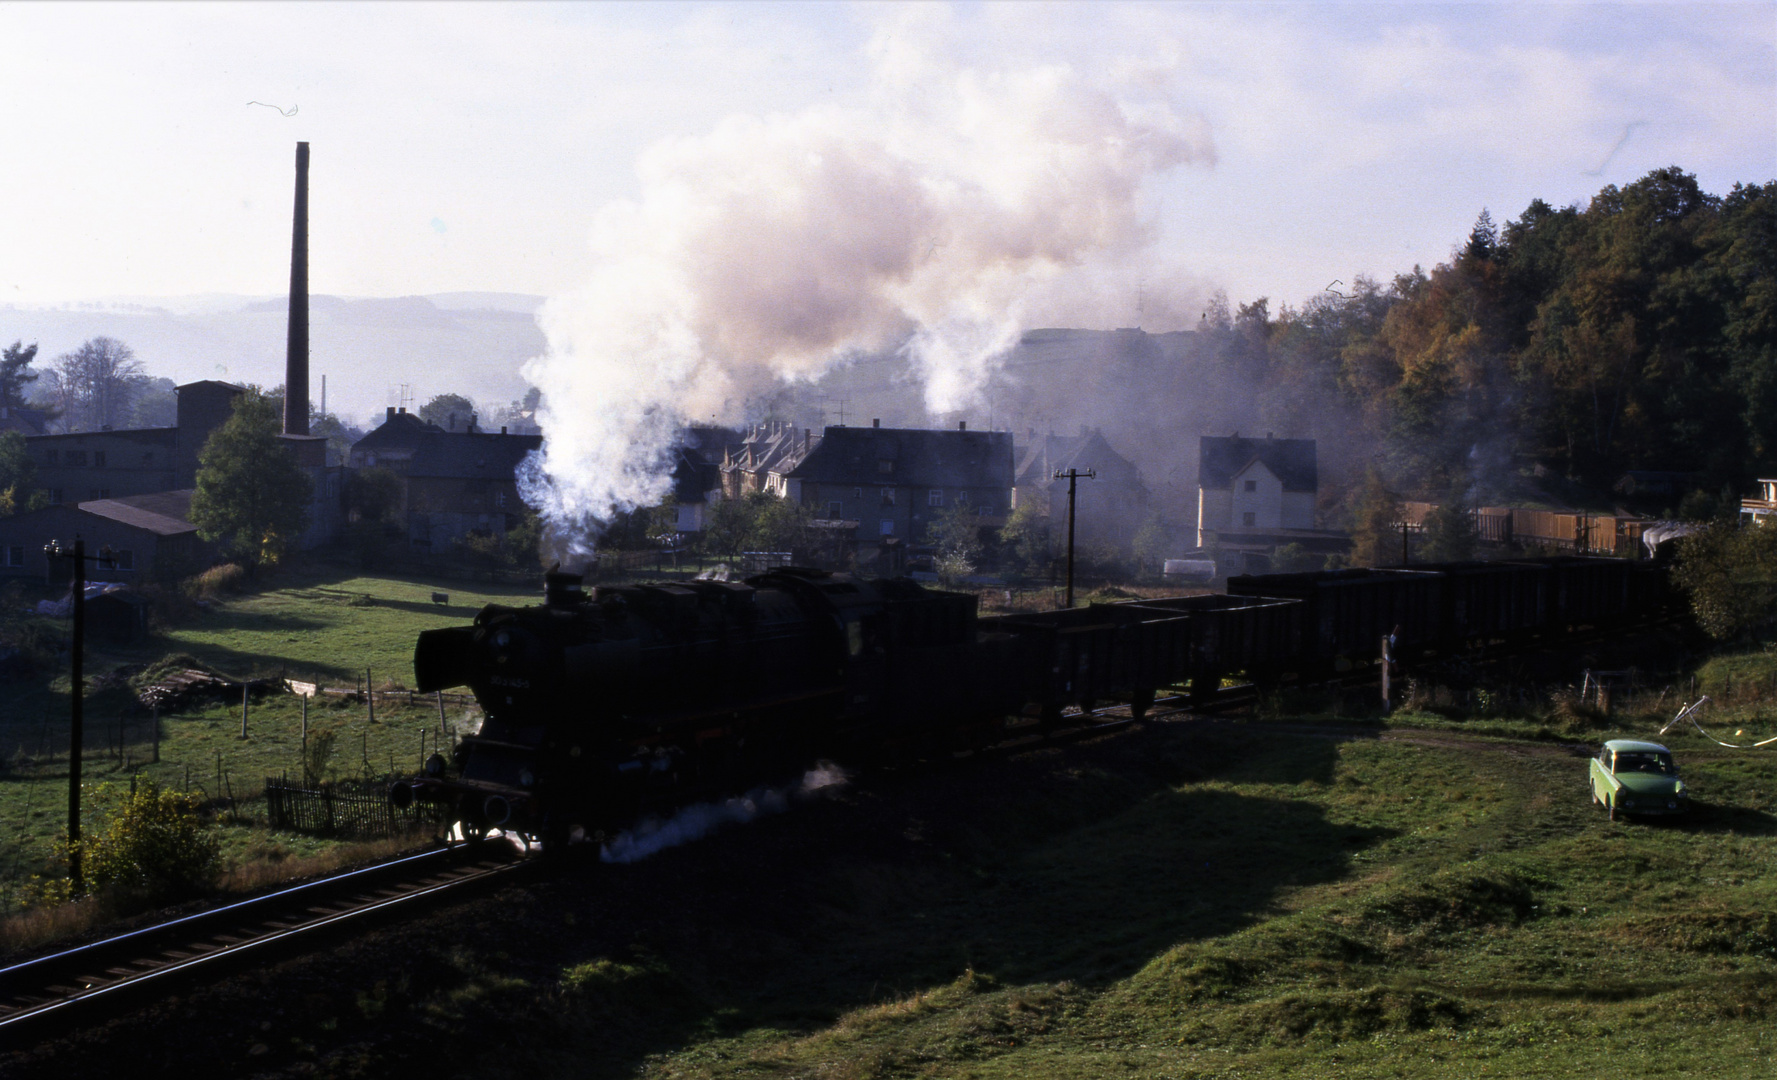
[958,421,967,431]
[872,418,880,428]
[284,142,310,437]
[544,569,587,608]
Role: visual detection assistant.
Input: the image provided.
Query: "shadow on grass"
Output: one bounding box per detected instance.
[1669,800,1777,836]
[449,723,1390,1077]
[347,596,492,619]
[180,608,329,636]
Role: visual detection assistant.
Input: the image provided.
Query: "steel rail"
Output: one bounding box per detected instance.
[0,841,526,1041]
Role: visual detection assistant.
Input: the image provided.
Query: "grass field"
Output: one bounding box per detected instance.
[0,564,529,893]
[2,565,1776,1076]
[435,709,1777,1080]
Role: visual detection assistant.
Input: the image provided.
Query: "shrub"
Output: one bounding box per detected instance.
[72,781,221,902]
[183,562,246,601]
[1673,521,1777,639]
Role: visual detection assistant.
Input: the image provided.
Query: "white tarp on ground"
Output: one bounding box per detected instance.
[1163,558,1217,581]
[33,580,132,618]
[1640,521,1703,557]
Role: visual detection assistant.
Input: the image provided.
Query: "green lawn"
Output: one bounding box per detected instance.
[432,713,1777,1079]
[0,565,526,891]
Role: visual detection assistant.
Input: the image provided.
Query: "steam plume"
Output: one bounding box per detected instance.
[599,762,850,864]
[521,17,1212,538]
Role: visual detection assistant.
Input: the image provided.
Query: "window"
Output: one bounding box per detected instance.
[880,487,895,506]
[827,501,843,518]
[66,450,87,467]
[42,449,56,466]
[89,488,110,500]
[877,459,893,474]
[93,451,106,468]
[956,490,970,505]
[853,487,862,498]
[879,519,895,536]
[928,489,944,507]
[1243,479,1257,492]
[5,546,22,568]
[1242,512,1256,527]
[111,549,134,571]
[47,489,63,505]
[494,491,507,509]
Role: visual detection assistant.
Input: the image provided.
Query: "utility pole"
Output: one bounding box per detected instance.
[45,537,115,894]
[1054,468,1095,608]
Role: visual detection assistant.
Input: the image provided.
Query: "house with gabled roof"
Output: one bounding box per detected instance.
[1196,434,1319,548]
[399,429,543,554]
[0,405,51,438]
[780,421,1014,552]
[1013,426,1148,549]
[347,406,445,473]
[720,421,811,500]
[667,426,740,535]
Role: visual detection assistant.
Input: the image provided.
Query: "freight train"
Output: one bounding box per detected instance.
[393,556,1675,848]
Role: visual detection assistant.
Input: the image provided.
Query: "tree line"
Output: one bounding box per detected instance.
[1189,166,1773,521]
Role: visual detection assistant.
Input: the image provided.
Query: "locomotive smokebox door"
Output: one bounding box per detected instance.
[415,627,475,692]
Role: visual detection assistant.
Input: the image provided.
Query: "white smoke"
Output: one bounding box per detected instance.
[599,762,851,864]
[521,11,1213,536]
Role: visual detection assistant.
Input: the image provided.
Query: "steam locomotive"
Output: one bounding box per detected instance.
[394,556,1675,848]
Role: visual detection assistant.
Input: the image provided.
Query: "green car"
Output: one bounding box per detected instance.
[1590,739,1688,819]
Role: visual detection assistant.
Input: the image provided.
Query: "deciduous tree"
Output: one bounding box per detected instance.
[45,337,144,432]
[418,393,477,431]
[929,502,984,586]
[1420,485,1478,562]
[0,431,39,516]
[191,391,313,567]
[1347,468,1401,568]
[1673,521,1777,640]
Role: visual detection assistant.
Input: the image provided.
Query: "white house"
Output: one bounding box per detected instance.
[1196,434,1318,547]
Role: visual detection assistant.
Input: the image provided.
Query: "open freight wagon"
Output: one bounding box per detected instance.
[1227,567,1445,670]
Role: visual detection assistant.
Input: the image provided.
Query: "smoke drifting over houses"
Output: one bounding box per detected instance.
[519,18,1214,542]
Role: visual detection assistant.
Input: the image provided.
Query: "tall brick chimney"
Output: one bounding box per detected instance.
[284,142,310,436]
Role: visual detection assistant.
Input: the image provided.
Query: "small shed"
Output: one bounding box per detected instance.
[87,587,150,643]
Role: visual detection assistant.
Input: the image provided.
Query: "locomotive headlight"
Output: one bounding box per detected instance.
[519,769,535,787]
[493,629,511,647]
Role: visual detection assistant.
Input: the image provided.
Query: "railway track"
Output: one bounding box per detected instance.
[0,840,528,1043]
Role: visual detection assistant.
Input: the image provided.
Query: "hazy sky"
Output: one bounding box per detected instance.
[0,1,1771,325]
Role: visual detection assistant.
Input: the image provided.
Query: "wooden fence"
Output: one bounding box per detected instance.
[264,776,443,839]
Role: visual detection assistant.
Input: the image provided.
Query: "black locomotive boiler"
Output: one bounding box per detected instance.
[397,556,1677,849]
[398,568,1025,846]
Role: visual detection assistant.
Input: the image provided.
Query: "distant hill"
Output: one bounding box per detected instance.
[0,293,548,425]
